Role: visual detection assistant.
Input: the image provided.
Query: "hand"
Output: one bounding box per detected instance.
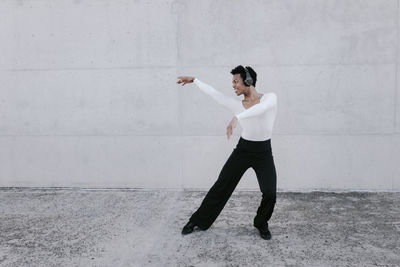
[226,116,238,140]
[177,76,195,86]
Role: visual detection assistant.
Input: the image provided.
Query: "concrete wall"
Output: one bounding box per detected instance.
[1,0,399,191]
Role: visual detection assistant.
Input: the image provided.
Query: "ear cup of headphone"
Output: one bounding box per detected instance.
[244,67,253,86]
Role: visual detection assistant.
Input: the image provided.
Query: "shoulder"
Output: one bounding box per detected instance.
[262,92,277,101]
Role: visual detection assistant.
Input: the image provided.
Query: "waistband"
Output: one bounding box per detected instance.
[235,136,271,153]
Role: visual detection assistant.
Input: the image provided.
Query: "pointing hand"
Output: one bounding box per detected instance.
[177,76,195,86]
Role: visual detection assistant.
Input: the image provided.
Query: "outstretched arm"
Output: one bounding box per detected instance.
[193,78,240,113]
[235,93,277,121]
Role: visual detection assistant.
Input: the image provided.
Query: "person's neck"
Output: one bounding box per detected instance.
[243,87,261,102]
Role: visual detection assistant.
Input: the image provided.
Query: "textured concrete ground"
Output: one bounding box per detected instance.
[0,188,399,267]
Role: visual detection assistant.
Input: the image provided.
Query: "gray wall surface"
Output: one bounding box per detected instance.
[1,0,399,190]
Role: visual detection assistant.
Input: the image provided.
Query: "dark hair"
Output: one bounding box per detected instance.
[230,65,257,86]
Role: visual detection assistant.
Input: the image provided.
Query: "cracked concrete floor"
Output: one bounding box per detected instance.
[0,188,399,266]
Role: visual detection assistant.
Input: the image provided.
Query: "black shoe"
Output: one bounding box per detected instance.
[255,224,272,240]
[181,221,197,235]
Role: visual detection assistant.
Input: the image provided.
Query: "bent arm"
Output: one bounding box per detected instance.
[193,78,240,113]
[235,93,277,121]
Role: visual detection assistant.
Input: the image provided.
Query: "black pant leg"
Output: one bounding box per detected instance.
[251,151,277,228]
[189,149,250,230]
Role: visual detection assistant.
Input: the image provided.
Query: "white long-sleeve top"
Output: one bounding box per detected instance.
[193,78,277,141]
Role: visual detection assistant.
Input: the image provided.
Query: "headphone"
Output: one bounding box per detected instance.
[244,66,253,86]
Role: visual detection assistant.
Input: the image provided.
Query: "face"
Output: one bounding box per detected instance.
[232,73,246,96]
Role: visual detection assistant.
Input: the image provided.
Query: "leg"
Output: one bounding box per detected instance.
[251,152,277,228]
[189,149,250,230]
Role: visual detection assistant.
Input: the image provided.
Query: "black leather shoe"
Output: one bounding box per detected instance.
[181,221,196,235]
[255,224,272,240]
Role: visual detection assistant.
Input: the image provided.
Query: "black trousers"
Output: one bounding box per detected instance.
[189,136,277,230]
